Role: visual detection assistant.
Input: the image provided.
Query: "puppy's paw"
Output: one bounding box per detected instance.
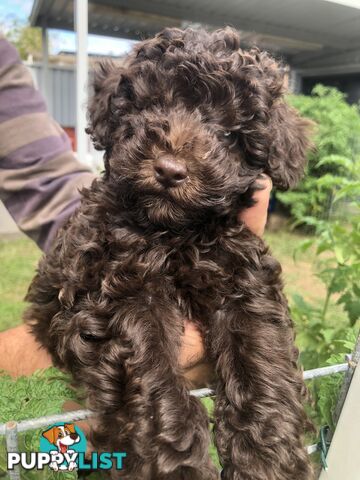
[68,461,77,471]
[49,462,59,471]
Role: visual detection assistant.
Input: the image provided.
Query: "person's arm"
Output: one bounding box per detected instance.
[0,34,95,252]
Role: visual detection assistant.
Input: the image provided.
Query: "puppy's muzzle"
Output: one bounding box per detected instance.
[154,156,188,188]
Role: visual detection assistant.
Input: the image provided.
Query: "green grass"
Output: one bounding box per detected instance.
[0,237,41,330]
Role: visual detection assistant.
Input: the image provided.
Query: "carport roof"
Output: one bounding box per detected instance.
[30,0,360,72]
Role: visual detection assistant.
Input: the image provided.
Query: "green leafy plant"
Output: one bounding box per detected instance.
[2,19,43,61]
[278,85,360,223]
[0,368,79,479]
[307,330,357,432]
[294,173,359,326]
[289,167,360,430]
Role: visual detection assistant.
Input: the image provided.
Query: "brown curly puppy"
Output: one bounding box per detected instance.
[25,27,314,479]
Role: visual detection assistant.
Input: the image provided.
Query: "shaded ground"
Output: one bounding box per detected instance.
[265,229,326,303]
[265,229,346,328]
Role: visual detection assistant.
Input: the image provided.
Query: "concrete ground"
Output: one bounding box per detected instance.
[0,202,21,236]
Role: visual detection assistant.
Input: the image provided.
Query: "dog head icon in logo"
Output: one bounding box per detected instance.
[40,423,86,471]
[42,424,80,454]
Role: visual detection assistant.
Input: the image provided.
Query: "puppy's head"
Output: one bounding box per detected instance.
[42,424,79,452]
[87,27,312,227]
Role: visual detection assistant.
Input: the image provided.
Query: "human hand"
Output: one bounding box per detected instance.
[180,174,273,387]
[237,174,273,236]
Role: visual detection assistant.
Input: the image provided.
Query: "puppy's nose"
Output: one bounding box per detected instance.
[154,156,188,188]
[70,433,79,440]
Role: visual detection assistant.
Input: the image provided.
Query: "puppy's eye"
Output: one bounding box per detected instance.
[80,332,104,342]
[162,121,170,134]
[123,127,134,140]
[219,130,238,147]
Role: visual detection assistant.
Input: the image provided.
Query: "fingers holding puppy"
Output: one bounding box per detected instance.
[238,174,273,237]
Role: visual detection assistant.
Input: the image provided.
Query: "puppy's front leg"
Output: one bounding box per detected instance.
[87,298,218,480]
[208,256,314,480]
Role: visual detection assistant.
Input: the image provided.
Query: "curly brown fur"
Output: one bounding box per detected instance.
[25,27,314,479]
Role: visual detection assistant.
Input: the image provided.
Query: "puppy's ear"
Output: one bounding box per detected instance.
[64,423,76,434]
[42,427,57,445]
[266,101,313,190]
[86,60,124,153]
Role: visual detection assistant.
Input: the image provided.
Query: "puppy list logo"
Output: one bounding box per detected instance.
[40,423,85,471]
[7,423,126,472]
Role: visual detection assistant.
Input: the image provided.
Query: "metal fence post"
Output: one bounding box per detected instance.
[332,332,360,429]
[318,349,360,479]
[5,421,20,480]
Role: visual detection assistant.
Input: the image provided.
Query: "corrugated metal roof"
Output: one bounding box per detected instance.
[30,0,360,69]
